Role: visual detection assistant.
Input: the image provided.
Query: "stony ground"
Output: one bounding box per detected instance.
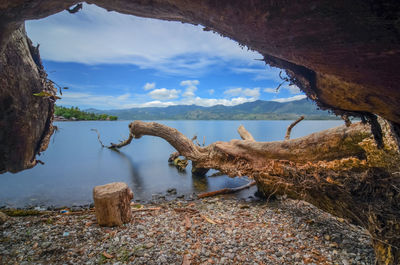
[0,197,374,265]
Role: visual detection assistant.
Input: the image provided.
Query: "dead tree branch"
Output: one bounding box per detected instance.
[238,125,255,141]
[66,3,83,13]
[285,115,304,140]
[91,129,105,148]
[109,133,134,149]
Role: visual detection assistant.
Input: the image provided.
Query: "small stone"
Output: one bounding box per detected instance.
[0,211,8,224]
[42,242,51,248]
[146,242,154,249]
[158,255,167,263]
[167,188,177,195]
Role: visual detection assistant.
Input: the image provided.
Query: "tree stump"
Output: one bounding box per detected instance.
[93,182,133,227]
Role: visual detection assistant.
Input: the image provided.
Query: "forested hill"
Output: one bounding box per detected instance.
[87,99,339,120]
[54,106,118,121]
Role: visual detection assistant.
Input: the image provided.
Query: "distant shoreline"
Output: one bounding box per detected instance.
[54,118,345,121]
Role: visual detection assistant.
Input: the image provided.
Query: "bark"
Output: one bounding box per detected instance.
[93,182,133,227]
[0,25,55,173]
[115,120,399,264]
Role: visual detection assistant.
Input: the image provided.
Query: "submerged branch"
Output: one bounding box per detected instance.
[109,133,134,149]
[91,129,105,148]
[91,128,133,149]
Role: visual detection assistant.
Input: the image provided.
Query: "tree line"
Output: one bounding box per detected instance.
[54,106,118,121]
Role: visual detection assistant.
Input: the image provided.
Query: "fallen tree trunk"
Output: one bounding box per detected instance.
[112,119,399,264]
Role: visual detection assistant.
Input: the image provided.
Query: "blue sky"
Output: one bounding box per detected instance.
[26,3,306,109]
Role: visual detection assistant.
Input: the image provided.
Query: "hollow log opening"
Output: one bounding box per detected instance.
[1,1,400,264]
[1,1,400,168]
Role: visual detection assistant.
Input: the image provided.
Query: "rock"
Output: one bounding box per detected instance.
[342,258,350,265]
[167,188,177,195]
[0,211,8,224]
[145,242,154,249]
[93,182,133,227]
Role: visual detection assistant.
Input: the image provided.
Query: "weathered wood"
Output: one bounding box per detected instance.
[238,125,255,141]
[285,116,304,140]
[111,119,400,264]
[93,182,133,227]
[197,180,256,198]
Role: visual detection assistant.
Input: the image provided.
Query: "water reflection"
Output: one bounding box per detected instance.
[191,174,209,192]
[0,120,343,207]
[109,149,142,189]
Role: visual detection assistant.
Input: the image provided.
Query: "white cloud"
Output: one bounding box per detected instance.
[181,97,257,107]
[58,91,261,109]
[57,92,139,109]
[116,93,131,100]
[271,95,307,103]
[286,84,301,94]
[230,66,283,82]
[224,87,260,98]
[180,80,199,86]
[143,82,155,90]
[224,88,242,96]
[243,88,260,98]
[263,88,277,93]
[26,3,262,74]
[148,88,180,100]
[208,89,215,95]
[180,80,199,98]
[141,101,176,107]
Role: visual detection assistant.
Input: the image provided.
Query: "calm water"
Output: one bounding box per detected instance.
[0,120,343,208]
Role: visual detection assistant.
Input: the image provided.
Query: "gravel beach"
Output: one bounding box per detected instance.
[0,197,375,264]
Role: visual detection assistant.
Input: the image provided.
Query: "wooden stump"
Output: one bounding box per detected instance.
[93,182,133,227]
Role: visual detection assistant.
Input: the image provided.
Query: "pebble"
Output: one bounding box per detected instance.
[0,198,375,264]
[0,212,8,224]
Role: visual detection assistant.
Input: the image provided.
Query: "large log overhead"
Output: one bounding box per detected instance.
[1,1,400,263]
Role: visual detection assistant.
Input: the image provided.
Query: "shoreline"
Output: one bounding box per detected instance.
[0,197,375,264]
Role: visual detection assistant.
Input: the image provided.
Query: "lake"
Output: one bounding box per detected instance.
[0,120,343,208]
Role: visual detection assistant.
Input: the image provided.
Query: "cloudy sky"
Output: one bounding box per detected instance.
[26,3,306,109]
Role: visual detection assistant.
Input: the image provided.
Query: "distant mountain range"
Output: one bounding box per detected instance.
[87,99,339,120]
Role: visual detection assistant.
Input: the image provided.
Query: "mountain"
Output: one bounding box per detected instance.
[86,99,339,120]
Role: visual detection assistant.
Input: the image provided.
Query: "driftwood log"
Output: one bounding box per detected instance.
[197,180,256,199]
[93,182,133,227]
[110,119,400,264]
